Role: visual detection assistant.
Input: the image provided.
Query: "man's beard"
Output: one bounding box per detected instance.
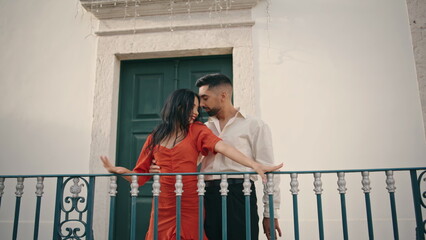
[205,107,220,117]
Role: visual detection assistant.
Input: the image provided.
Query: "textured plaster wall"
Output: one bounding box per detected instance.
[0,0,97,239]
[252,0,426,239]
[407,0,426,138]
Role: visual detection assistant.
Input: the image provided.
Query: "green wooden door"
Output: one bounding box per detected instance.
[115,55,232,239]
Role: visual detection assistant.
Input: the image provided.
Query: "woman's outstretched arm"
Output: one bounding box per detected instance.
[100,156,134,182]
[214,141,283,182]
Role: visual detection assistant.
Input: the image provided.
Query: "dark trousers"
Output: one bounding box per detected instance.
[204,180,259,240]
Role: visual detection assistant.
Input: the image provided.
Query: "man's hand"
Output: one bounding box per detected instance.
[149,159,161,173]
[263,217,282,240]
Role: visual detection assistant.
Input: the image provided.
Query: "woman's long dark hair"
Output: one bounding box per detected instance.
[148,89,201,151]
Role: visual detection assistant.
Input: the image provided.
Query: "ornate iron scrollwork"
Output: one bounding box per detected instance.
[417,170,426,234]
[54,176,95,240]
[418,171,426,208]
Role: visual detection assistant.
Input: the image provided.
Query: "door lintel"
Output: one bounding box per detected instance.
[116,48,233,60]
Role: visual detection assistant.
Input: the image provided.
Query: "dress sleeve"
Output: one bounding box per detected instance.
[193,123,221,156]
[132,135,154,186]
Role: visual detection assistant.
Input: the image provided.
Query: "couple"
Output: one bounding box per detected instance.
[101,74,282,240]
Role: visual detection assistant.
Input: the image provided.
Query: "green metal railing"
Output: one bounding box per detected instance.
[0,167,425,240]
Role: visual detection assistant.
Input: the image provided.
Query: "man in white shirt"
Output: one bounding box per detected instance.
[195,73,281,240]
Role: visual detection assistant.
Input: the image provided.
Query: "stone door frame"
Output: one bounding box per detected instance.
[86,3,260,238]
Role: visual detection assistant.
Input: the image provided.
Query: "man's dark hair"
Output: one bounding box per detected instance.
[195,73,232,89]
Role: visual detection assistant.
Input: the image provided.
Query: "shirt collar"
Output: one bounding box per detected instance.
[207,107,245,123]
[235,107,247,119]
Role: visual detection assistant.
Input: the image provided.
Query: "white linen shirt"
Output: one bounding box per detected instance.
[200,108,281,218]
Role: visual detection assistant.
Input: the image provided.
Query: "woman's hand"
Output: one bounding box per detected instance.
[251,162,283,183]
[100,156,131,174]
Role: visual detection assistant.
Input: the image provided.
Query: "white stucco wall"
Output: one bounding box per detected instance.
[0,0,97,239]
[253,0,425,170]
[252,0,426,239]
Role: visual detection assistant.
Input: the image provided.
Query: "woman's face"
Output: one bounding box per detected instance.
[189,96,200,124]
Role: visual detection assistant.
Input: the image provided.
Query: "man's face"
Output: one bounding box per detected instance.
[198,85,222,116]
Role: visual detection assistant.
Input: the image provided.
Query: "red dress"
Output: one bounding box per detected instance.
[133,122,221,240]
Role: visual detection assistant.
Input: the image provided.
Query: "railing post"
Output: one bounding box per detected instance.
[410,170,425,240]
[220,174,229,240]
[267,173,275,240]
[33,177,44,240]
[0,177,5,209]
[86,176,96,240]
[337,172,349,240]
[243,174,252,240]
[362,171,374,240]
[130,175,139,240]
[108,176,117,240]
[175,175,183,240]
[13,177,24,240]
[52,177,63,240]
[153,175,161,240]
[313,173,324,240]
[197,175,205,240]
[290,173,300,240]
[385,170,399,240]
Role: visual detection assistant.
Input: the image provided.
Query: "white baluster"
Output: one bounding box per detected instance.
[220,174,229,196]
[197,175,206,196]
[313,173,323,195]
[337,172,347,194]
[109,176,117,197]
[153,175,161,197]
[130,175,139,197]
[242,174,251,196]
[361,171,372,193]
[385,171,396,193]
[175,175,183,196]
[266,174,274,195]
[0,178,5,198]
[35,177,44,197]
[290,173,299,195]
[15,177,24,198]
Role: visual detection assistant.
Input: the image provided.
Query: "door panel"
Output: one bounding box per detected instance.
[115,55,232,239]
[134,74,165,118]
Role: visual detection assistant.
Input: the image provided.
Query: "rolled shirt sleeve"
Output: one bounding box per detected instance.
[253,123,281,218]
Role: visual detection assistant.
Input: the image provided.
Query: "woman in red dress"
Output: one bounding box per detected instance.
[101,89,282,240]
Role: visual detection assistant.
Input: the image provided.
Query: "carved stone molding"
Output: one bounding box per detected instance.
[96,21,255,36]
[80,0,259,19]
